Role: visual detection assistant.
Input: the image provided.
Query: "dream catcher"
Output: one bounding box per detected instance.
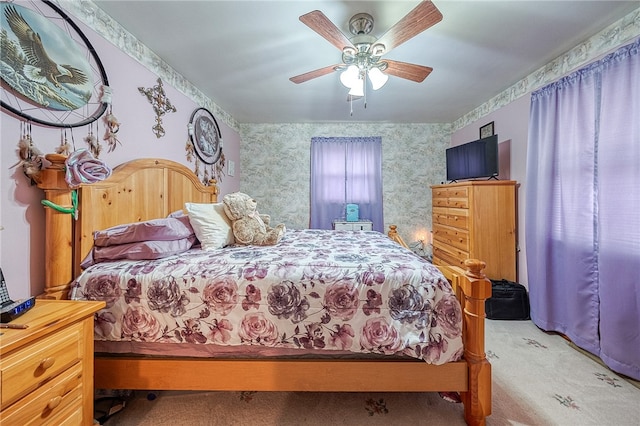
[2,1,122,180]
[0,1,110,128]
[186,107,225,186]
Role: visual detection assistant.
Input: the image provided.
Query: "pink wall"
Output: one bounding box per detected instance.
[0,4,240,299]
[451,95,531,286]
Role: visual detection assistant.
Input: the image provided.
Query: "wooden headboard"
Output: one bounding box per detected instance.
[37,156,218,299]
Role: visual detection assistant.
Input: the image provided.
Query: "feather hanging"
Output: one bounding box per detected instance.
[55,129,72,156]
[103,106,121,152]
[84,122,102,157]
[9,122,31,169]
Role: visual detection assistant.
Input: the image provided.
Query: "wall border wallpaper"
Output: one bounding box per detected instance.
[452,7,640,130]
[65,1,638,130]
[60,0,239,132]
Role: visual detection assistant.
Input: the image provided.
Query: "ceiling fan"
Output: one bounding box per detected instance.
[289,1,443,94]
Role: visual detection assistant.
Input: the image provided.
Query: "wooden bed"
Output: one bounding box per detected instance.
[36,156,492,425]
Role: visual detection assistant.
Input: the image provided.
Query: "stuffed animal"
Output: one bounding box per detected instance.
[222,192,286,246]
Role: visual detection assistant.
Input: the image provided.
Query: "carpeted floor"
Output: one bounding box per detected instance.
[100,320,640,425]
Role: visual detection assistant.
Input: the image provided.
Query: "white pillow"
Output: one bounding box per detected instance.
[185,202,234,250]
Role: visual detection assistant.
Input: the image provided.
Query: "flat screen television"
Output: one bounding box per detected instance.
[446,135,499,181]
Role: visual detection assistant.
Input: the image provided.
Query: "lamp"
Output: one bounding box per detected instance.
[367,67,388,90]
[340,65,359,89]
[337,39,389,114]
[334,13,394,114]
[348,75,364,97]
[340,64,388,92]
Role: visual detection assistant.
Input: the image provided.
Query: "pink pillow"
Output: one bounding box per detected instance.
[94,217,194,247]
[81,236,196,269]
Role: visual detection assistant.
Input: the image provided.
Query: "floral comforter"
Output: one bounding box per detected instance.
[70,229,463,365]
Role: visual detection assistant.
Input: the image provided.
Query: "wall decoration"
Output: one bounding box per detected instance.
[9,121,49,183]
[138,78,176,138]
[479,121,495,139]
[102,97,121,153]
[186,107,225,185]
[188,107,222,164]
[0,1,109,128]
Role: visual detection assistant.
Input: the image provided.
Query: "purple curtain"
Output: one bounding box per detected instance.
[526,38,639,380]
[310,137,383,231]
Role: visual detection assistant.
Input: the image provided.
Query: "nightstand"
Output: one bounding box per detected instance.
[0,299,105,425]
[333,220,373,231]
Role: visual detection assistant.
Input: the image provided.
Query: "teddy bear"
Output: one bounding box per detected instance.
[222,192,286,246]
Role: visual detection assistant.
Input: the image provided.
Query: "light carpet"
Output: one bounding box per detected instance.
[101,320,640,425]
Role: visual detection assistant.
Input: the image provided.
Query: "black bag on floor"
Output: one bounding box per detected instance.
[485,279,530,320]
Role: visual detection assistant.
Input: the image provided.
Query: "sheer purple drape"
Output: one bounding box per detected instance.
[526,38,639,380]
[310,137,383,231]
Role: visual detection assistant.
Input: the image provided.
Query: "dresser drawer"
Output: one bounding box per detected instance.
[0,363,83,425]
[433,224,469,252]
[0,322,84,407]
[432,186,469,199]
[433,243,468,269]
[432,196,469,209]
[49,402,83,426]
[433,207,469,229]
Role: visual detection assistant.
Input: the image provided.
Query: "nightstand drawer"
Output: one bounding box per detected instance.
[333,220,373,231]
[0,322,84,407]
[0,363,83,426]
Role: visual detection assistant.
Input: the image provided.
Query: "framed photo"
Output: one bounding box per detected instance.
[0,1,109,128]
[480,121,495,139]
[189,107,222,165]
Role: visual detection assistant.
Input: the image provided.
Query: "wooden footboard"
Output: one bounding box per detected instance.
[94,257,492,426]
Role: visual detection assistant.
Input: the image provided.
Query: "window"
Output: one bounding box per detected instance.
[310,137,383,231]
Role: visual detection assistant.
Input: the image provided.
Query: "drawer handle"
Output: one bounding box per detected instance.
[40,357,56,370]
[47,396,62,410]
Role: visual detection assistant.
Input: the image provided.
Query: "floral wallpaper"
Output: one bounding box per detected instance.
[239,123,450,246]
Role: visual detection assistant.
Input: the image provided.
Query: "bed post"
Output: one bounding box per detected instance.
[459,259,492,426]
[35,154,74,299]
[387,224,409,248]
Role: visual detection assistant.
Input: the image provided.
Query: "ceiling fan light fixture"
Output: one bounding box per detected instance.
[368,67,389,90]
[340,65,359,88]
[370,43,386,56]
[348,77,364,97]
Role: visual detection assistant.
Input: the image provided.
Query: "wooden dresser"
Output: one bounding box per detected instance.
[0,299,105,425]
[432,180,517,281]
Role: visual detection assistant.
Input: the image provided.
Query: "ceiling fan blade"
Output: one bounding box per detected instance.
[290,64,341,84]
[374,1,442,54]
[300,10,355,51]
[383,60,433,83]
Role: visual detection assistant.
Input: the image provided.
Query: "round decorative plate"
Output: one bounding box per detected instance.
[189,107,222,165]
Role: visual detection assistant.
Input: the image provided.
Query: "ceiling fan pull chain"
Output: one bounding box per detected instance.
[364,77,367,109]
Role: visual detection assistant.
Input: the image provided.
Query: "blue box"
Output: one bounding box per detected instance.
[346,204,359,222]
